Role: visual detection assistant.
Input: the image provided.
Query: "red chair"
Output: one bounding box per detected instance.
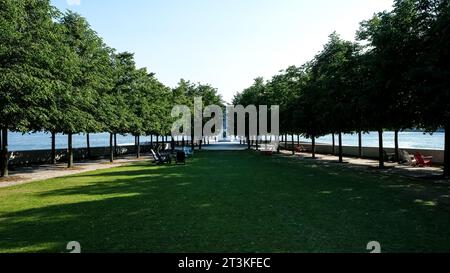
[414,153,433,167]
[295,145,305,153]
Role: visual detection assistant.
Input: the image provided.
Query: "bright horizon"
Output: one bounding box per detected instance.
[51,0,394,103]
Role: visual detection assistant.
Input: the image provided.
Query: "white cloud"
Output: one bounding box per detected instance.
[67,0,81,6]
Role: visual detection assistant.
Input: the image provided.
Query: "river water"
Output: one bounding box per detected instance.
[2,131,445,152]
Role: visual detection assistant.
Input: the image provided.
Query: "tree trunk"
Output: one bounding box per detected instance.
[109,133,114,163]
[297,135,300,146]
[86,133,91,160]
[137,135,141,158]
[256,137,259,151]
[358,131,362,158]
[51,132,56,164]
[311,135,316,159]
[394,130,399,162]
[114,133,117,157]
[339,132,343,163]
[0,129,2,176]
[444,123,449,178]
[171,136,175,153]
[247,135,251,150]
[67,132,74,168]
[1,128,8,177]
[191,132,195,151]
[378,129,385,169]
[291,134,295,155]
[285,134,288,150]
[332,134,336,155]
[182,136,185,148]
[277,135,281,153]
[150,135,153,148]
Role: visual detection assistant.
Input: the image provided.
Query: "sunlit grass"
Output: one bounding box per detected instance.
[0,151,449,253]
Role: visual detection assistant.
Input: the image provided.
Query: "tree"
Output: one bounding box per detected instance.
[292,70,324,159]
[106,52,139,161]
[307,33,360,163]
[357,0,449,169]
[56,11,111,168]
[172,79,196,149]
[0,0,59,176]
[233,77,266,149]
[172,80,222,150]
[193,83,224,149]
[358,10,408,168]
[411,0,450,176]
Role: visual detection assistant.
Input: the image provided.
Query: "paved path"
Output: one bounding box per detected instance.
[201,142,248,151]
[278,150,448,183]
[0,156,150,189]
[1,147,447,189]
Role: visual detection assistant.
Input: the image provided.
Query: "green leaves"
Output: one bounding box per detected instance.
[0,0,58,132]
[235,0,450,140]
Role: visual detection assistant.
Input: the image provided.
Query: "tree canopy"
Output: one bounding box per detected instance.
[0,0,222,175]
[234,0,450,176]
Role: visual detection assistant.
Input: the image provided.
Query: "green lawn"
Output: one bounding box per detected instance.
[0,151,450,253]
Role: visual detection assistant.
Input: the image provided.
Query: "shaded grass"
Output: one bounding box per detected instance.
[0,151,449,253]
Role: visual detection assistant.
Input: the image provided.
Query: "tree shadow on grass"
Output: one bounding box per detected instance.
[0,171,247,253]
[0,152,275,253]
[1,151,450,253]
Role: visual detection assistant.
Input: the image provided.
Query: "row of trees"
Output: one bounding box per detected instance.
[233,0,450,177]
[0,0,223,177]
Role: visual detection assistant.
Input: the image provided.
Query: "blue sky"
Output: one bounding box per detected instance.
[52,0,393,103]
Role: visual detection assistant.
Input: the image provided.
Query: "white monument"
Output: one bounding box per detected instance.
[219,105,231,142]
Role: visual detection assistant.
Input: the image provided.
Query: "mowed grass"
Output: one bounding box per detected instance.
[0,151,450,253]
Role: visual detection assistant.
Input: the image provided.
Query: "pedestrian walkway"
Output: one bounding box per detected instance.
[1,147,447,189]
[0,156,149,189]
[201,142,248,151]
[278,150,448,183]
